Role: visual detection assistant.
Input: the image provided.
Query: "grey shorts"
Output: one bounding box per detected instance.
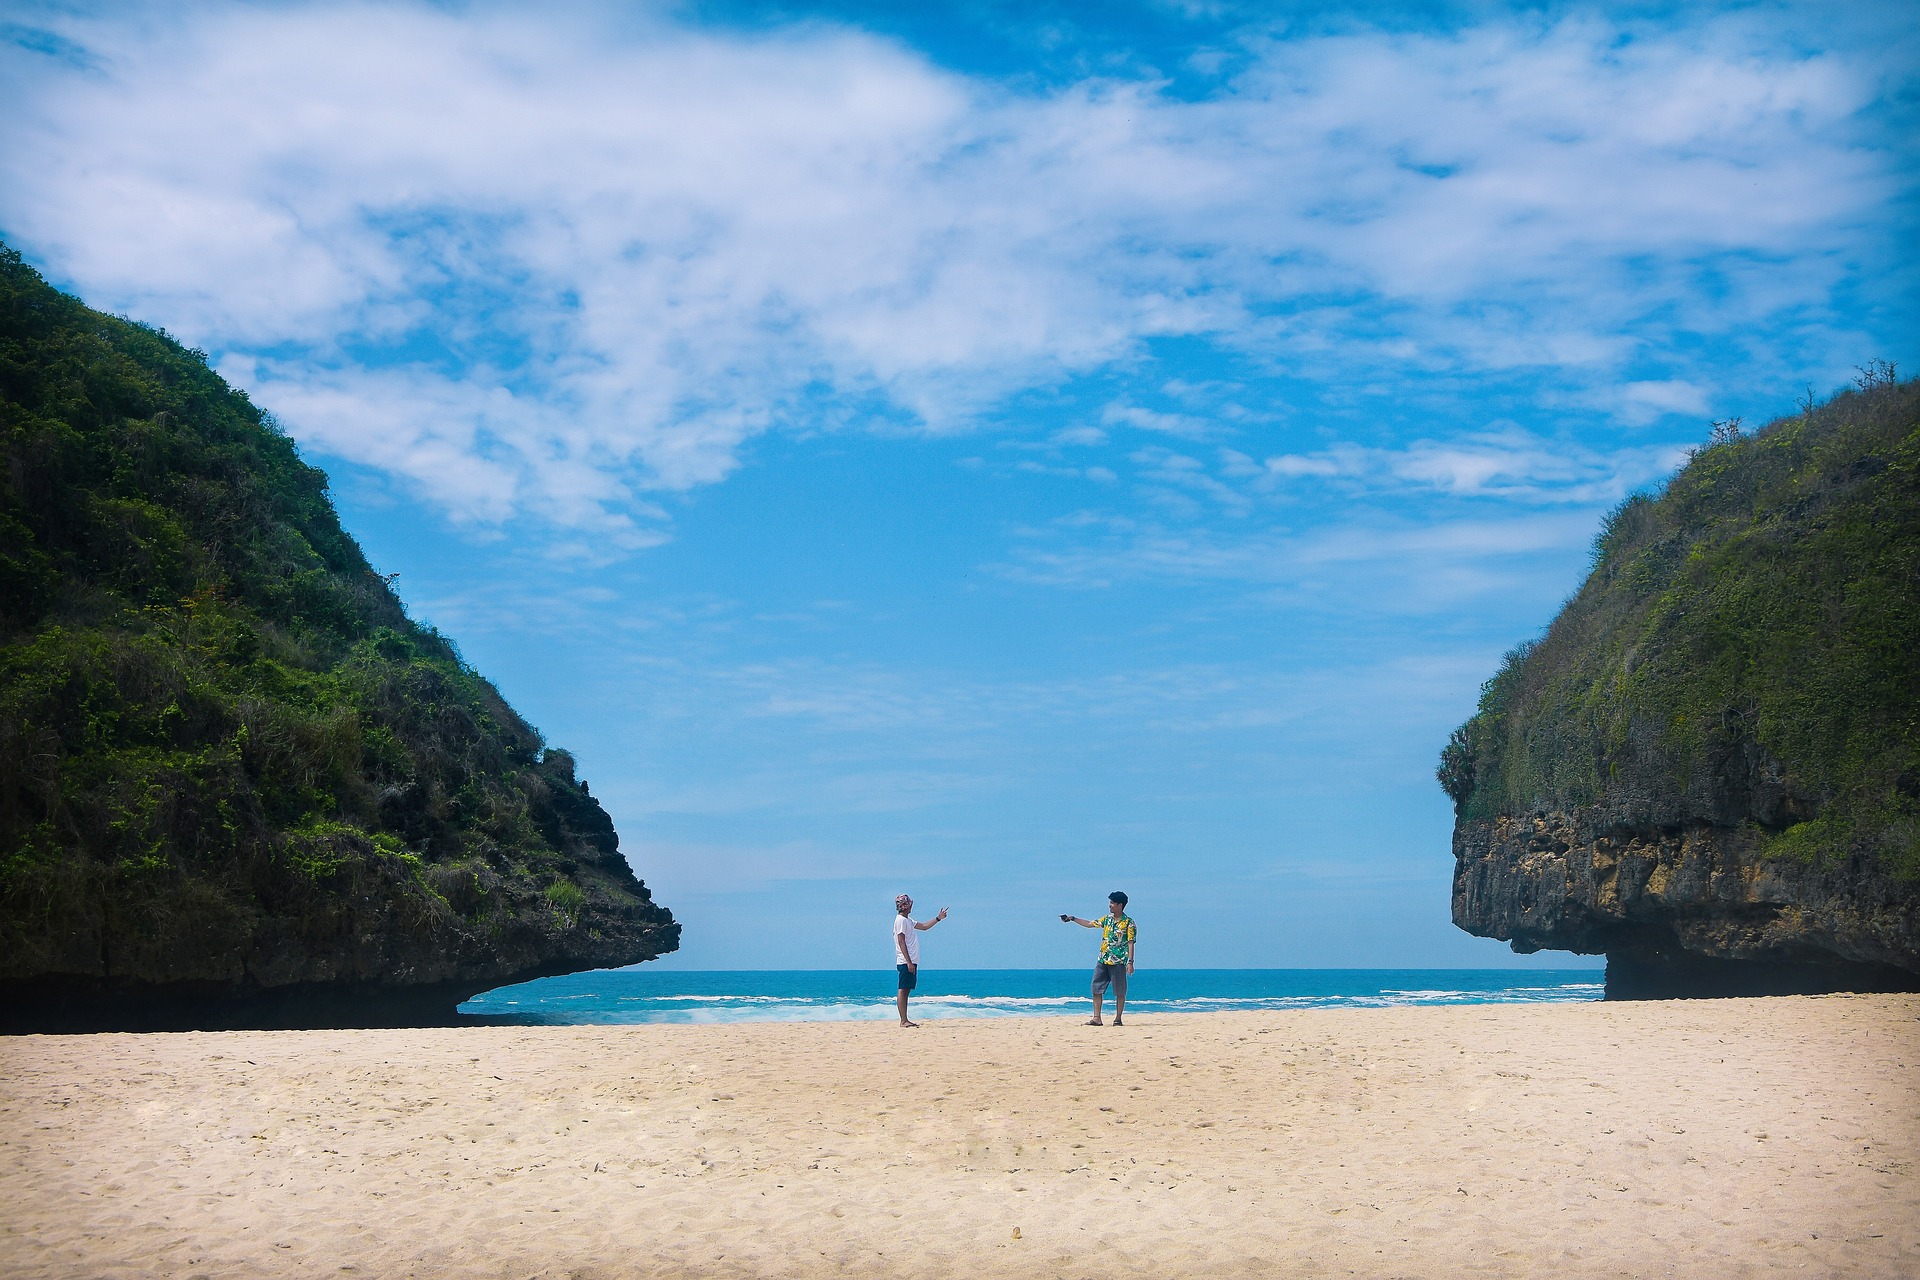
[1092,962,1128,997]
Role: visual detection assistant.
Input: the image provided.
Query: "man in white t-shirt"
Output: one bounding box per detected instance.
[893,892,948,1027]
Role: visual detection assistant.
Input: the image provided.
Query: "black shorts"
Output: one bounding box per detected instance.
[897,963,917,991]
[1093,962,1128,997]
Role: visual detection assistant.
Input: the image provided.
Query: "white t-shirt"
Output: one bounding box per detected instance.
[893,913,919,965]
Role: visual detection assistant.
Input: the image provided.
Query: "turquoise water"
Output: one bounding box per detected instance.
[457,968,1605,1024]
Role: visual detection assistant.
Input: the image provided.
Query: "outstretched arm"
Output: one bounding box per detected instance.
[1067,917,1100,928]
[914,907,949,931]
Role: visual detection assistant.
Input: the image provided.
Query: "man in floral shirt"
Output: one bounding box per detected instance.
[1062,891,1137,1026]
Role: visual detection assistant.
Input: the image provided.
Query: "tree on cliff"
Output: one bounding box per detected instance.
[0,244,676,1027]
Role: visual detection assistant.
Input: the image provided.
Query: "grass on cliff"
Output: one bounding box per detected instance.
[1438,372,1920,880]
[0,242,656,972]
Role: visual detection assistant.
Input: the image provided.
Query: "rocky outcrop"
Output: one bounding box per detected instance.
[1453,812,1917,998]
[2,747,678,1031]
[1441,376,1919,998]
[0,243,676,1030]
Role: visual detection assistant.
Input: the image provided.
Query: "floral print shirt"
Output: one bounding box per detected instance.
[1095,913,1136,965]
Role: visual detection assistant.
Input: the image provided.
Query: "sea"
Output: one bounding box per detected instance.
[456,968,1605,1025]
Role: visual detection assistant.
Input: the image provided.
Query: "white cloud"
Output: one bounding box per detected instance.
[1262,432,1689,503]
[1615,379,1715,424]
[1130,444,1254,513]
[1,3,1904,535]
[1265,449,1358,479]
[994,502,1601,607]
[1103,402,1216,439]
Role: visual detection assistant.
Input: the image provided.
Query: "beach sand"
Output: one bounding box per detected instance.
[2,994,1914,1279]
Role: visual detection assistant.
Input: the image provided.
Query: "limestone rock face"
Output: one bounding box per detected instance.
[1452,813,1918,998]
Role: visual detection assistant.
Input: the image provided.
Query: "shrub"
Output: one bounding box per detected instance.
[545,880,586,921]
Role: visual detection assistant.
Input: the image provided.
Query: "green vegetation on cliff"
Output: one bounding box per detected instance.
[1439,374,1920,881]
[0,244,675,1002]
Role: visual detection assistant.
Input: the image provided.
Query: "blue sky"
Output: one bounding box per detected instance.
[3,1,1915,969]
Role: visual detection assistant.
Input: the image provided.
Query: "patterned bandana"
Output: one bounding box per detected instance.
[895,894,912,910]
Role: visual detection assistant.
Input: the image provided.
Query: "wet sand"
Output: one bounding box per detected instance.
[2,994,1915,1278]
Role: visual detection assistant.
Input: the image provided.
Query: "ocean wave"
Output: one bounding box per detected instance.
[459,971,1605,1024]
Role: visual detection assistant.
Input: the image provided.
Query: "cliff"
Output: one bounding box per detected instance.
[1440,375,1919,998]
[0,245,677,1029]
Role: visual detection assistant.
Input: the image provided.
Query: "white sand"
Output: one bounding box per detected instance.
[1,994,1915,1278]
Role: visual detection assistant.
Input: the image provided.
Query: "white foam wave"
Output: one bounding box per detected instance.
[914,995,1083,1007]
[613,994,795,1004]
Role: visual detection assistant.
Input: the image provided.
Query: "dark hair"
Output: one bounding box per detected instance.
[1108,891,1128,906]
